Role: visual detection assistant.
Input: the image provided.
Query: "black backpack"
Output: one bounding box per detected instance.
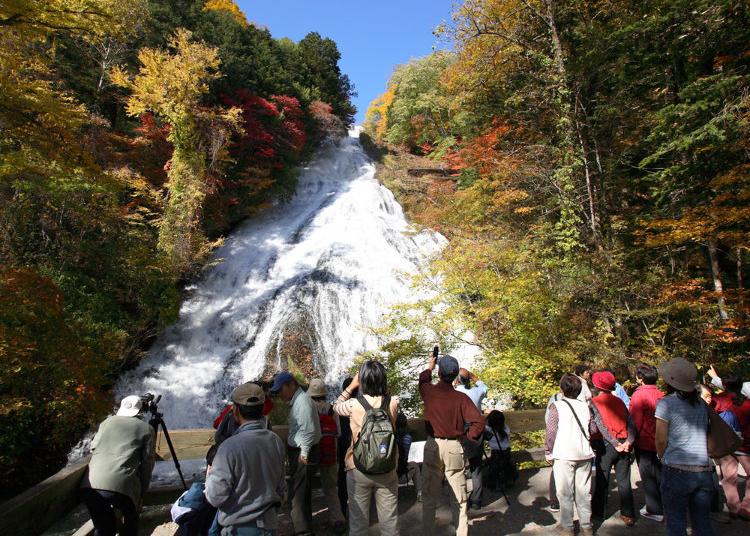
[352,395,397,474]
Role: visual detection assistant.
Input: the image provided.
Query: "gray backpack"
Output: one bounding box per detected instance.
[353,395,397,474]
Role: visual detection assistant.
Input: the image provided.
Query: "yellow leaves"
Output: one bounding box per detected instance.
[365,85,395,140]
[203,0,248,27]
[0,0,147,42]
[112,29,222,126]
[642,162,750,248]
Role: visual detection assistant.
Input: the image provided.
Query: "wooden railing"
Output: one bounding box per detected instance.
[0,410,546,536]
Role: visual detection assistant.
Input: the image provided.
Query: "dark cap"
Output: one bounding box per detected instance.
[438,355,459,376]
[269,371,296,393]
[230,382,265,406]
[658,357,698,392]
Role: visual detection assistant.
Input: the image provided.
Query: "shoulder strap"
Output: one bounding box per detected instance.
[357,394,372,412]
[561,399,590,441]
[381,395,392,419]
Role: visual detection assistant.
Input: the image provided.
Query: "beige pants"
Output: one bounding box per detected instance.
[421,437,468,536]
[347,468,400,536]
[320,463,345,524]
[553,458,593,530]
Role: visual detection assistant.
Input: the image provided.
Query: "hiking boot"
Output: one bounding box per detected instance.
[639,506,664,523]
[621,515,636,527]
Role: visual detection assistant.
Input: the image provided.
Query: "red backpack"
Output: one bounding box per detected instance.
[319,409,338,465]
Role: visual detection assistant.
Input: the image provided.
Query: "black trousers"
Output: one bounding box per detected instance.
[288,444,319,533]
[549,470,559,508]
[635,448,663,515]
[469,456,483,507]
[592,440,635,518]
[81,488,139,536]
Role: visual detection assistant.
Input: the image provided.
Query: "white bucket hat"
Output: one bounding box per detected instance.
[742,382,750,399]
[117,395,143,417]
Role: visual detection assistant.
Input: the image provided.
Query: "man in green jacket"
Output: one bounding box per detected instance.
[270,372,321,536]
[81,395,155,536]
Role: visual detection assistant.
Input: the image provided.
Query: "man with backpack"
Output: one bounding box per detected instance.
[308,378,347,534]
[419,354,484,536]
[205,382,286,536]
[333,360,400,536]
[269,372,321,536]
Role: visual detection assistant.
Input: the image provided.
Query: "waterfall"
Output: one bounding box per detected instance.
[115,129,449,428]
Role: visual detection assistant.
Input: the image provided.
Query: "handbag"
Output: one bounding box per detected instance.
[706,402,742,459]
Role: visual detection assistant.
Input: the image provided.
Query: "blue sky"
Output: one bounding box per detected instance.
[236,0,455,123]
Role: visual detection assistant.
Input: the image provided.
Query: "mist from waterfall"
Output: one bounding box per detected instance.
[115,130,450,428]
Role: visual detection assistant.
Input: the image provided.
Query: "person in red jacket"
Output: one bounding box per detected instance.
[629,363,665,522]
[707,366,750,520]
[590,370,637,526]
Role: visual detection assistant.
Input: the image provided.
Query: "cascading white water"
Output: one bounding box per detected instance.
[115,129,448,428]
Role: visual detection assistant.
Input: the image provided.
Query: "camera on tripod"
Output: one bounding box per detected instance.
[139,392,187,490]
[140,392,162,415]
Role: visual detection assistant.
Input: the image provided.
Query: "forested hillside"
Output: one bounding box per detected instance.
[365,0,750,407]
[0,0,354,496]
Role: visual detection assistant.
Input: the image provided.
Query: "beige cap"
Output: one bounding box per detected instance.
[230,382,265,406]
[307,378,328,398]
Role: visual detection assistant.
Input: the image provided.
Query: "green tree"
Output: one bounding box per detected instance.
[112,29,241,272]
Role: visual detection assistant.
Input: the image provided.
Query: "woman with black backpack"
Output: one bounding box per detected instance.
[333,360,400,536]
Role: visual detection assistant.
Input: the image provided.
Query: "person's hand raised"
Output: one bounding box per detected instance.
[348,373,360,392]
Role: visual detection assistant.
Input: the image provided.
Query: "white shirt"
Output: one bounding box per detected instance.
[455,380,488,410]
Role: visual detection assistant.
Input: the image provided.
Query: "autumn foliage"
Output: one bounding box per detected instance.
[365,0,750,405]
[0,0,354,496]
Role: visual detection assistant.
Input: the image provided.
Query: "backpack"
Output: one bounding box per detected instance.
[319,408,338,466]
[353,395,397,474]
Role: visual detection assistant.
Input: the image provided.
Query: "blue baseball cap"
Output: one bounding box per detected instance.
[438,355,459,376]
[269,371,296,393]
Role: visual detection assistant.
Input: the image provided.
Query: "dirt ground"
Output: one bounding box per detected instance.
[147,465,749,535]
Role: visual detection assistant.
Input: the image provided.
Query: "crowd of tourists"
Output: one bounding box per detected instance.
[544,359,749,536]
[79,354,749,536]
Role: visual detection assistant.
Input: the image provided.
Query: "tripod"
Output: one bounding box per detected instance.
[148,406,188,491]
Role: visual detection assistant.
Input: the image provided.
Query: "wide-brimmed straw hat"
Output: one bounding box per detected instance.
[658,357,698,392]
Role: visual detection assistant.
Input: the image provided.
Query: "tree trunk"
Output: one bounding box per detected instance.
[575,111,600,246]
[543,0,567,77]
[738,247,745,317]
[708,239,729,321]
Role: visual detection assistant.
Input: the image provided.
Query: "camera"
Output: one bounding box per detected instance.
[140,392,162,414]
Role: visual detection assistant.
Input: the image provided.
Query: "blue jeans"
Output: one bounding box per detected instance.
[661,465,714,536]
